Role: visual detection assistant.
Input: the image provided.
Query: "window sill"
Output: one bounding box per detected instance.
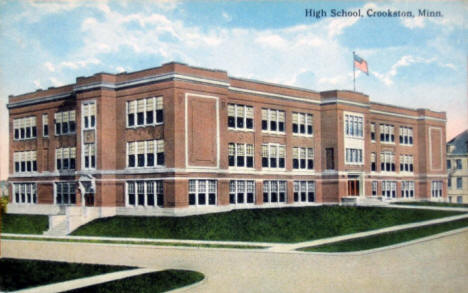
[126,123,164,129]
[380,142,395,145]
[261,131,286,136]
[344,135,364,139]
[13,137,37,141]
[54,133,77,137]
[292,134,314,138]
[228,128,254,132]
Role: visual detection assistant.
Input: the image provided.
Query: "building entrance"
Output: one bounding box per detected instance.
[85,193,94,206]
[348,180,360,196]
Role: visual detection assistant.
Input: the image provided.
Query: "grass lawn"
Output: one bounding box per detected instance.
[299,217,468,253]
[0,258,131,292]
[68,270,204,293]
[392,201,468,208]
[1,213,48,234]
[72,206,462,243]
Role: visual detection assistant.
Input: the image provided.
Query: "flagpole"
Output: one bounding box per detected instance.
[353,51,356,91]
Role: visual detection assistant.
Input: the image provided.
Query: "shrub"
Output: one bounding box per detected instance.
[0,196,8,214]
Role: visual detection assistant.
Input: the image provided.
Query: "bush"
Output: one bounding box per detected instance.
[0,196,8,214]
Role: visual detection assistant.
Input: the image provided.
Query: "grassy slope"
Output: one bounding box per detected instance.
[300,217,468,252]
[1,214,48,234]
[72,206,461,243]
[0,258,131,292]
[68,270,204,293]
[392,201,468,208]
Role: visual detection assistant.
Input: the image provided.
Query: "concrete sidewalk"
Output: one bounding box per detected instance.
[14,268,159,293]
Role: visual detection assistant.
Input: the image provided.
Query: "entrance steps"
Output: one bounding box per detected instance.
[43,207,116,236]
[341,196,388,206]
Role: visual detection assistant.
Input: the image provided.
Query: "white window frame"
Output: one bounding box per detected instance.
[126,180,164,207]
[126,140,165,168]
[293,181,315,202]
[344,114,363,138]
[229,180,255,205]
[399,126,413,145]
[126,97,163,128]
[262,144,286,169]
[188,179,217,206]
[345,148,363,165]
[401,181,415,198]
[13,116,37,140]
[54,110,76,136]
[55,147,76,171]
[380,123,395,143]
[54,182,76,205]
[42,114,49,137]
[13,183,37,204]
[431,181,443,198]
[456,177,463,189]
[380,151,395,172]
[292,147,314,170]
[14,151,37,173]
[263,180,287,203]
[382,180,397,199]
[371,181,378,196]
[399,154,414,173]
[228,143,254,168]
[292,112,313,136]
[261,108,285,134]
[82,101,96,130]
[227,104,254,131]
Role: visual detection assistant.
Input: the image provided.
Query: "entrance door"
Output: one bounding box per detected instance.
[85,193,94,206]
[348,180,360,196]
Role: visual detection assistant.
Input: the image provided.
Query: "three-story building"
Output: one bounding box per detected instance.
[7,62,447,216]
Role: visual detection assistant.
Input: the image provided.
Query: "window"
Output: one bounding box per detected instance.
[13,117,37,140]
[188,180,217,206]
[401,181,415,198]
[228,143,254,168]
[457,196,463,204]
[42,114,48,137]
[382,181,397,198]
[263,181,287,203]
[457,177,463,189]
[56,147,76,170]
[127,140,164,168]
[326,148,334,170]
[399,154,414,172]
[14,151,37,173]
[13,183,37,204]
[127,97,163,127]
[345,114,363,137]
[370,123,376,142]
[399,126,413,145]
[55,182,76,205]
[292,147,314,170]
[447,160,451,169]
[431,181,443,198]
[379,124,395,143]
[456,159,462,169]
[448,176,452,188]
[126,181,163,207]
[82,102,96,130]
[229,180,255,204]
[228,104,253,130]
[54,110,76,135]
[261,108,285,133]
[83,144,96,169]
[293,181,315,202]
[262,144,285,169]
[345,148,363,164]
[380,152,395,172]
[371,181,377,196]
[371,153,377,171]
[292,112,313,135]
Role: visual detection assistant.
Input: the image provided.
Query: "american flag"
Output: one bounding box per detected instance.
[354,54,368,75]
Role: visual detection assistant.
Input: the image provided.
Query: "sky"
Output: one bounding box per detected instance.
[0,0,467,180]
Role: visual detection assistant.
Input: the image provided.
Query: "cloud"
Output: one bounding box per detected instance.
[44,62,55,72]
[401,17,425,29]
[49,77,63,87]
[33,80,41,88]
[222,11,232,22]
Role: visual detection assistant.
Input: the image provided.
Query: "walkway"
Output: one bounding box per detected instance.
[15,268,159,293]
[2,229,467,293]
